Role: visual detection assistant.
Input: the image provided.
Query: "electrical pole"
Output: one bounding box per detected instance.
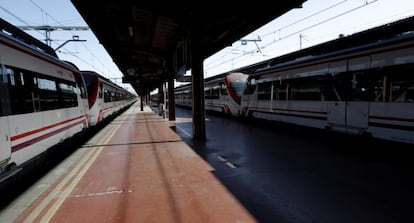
[240,35,263,55]
[17,25,89,47]
[299,34,309,50]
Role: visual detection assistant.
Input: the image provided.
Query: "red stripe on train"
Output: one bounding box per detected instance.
[11,119,86,153]
[10,115,87,142]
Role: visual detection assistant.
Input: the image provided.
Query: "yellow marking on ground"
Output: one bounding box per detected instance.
[39,146,104,222]
[23,114,125,223]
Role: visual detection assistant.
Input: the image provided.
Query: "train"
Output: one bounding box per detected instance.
[174,72,249,116]
[81,70,136,126]
[0,18,136,182]
[174,19,414,145]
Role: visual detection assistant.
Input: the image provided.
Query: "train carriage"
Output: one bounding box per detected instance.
[175,72,248,116]
[81,70,136,126]
[241,31,414,144]
[0,18,89,180]
[173,17,414,145]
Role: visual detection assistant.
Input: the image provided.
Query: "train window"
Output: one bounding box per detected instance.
[229,76,247,97]
[38,77,57,91]
[115,92,119,101]
[349,71,381,101]
[212,86,220,99]
[37,76,59,111]
[99,83,103,98]
[82,73,94,90]
[9,70,15,86]
[258,81,272,100]
[104,89,111,102]
[4,66,36,114]
[59,82,74,92]
[385,64,414,102]
[390,81,414,102]
[111,91,115,101]
[289,77,321,101]
[220,83,227,95]
[274,81,288,101]
[404,84,414,102]
[21,71,37,113]
[319,75,340,101]
[291,84,321,101]
[183,90,192,101]
[244,79,257,95]
[117,92,122,101]
[1,65,87,114]
[204,88,211,99]
[0,95,3,116]
[59,81,78,108]
[333,73,352,101]
[332,69,389,102]
[19,72,25,85]
[73,73,87,99]
[272,81,280,100]
[0,65,11,116]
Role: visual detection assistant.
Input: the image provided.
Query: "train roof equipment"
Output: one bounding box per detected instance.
[0,17,57,58]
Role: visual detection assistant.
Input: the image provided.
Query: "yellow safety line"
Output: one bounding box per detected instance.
[39,146,104,222]
[23,114,125,223]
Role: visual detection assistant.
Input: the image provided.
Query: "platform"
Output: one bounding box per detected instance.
[10,102,257,223]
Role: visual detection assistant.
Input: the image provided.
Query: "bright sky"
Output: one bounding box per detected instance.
[1,0,414,91]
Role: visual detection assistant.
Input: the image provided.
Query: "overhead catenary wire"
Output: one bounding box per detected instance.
[2,0,122,80]
[205,0,349,69]
[206,0,380,76]
[0,1,133,92]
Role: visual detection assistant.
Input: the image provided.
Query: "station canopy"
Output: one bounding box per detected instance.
[70,0,306,95]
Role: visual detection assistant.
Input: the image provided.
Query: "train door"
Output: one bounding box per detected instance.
[326,101,369,130]
[0,116,10,164]
[327,101,346,126]
[327,71,370,131]
[99,82,103,108]
[0,65,11,164]
[345,102,369,129]
[74,72,88,117]
[241,78,257,116]
[220,82,230,114]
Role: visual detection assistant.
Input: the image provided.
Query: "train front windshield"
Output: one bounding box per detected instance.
[229,75,248,96]
[81,72,97,94]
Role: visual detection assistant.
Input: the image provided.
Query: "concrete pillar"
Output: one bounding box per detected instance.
[191,29,206,140]
[168,75,176,121]
[158,82,165,117]
[140,95,144,111]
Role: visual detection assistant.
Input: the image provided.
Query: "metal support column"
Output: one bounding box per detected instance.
[191,29,206,140]
[158,82,165,117]
[168,75,176,121]
[140,95,144,111]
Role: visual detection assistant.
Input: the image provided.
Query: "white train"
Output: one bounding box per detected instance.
[175,18,414,145]
[175,72,249,116]
[0,18,135,182]
[81,70,136,126]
